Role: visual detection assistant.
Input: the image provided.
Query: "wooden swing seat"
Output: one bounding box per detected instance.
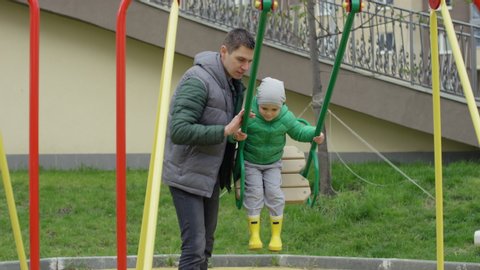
[235,145,311,204]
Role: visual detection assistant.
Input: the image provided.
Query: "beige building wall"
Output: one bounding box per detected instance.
[0,1,476,168]
[285,93,473,153]
[0,1,192,156]
[397,0,424,11]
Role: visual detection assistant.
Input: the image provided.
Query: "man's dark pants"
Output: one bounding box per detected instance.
[169,183,220,270]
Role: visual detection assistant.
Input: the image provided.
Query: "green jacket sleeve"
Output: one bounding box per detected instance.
[170,77,225,145]
[285,111,316,142]
[227,134,236,143]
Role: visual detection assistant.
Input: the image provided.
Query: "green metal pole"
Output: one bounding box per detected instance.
[235,0,273,209]
[303,0,361,206]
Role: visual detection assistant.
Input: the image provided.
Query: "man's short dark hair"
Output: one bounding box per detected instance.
[223,28,255,53]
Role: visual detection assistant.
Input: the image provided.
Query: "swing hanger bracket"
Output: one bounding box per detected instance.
[428,0,441,10]
[343,0,364,13]
[255,0,277,12]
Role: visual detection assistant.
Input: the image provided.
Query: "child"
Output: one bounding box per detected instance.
[235,77,325,251]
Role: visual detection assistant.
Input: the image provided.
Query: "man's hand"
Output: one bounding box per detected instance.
[224,109,245,136]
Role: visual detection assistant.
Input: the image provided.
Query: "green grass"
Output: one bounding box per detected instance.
[0,161,479,263]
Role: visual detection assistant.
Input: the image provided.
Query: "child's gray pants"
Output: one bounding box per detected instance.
[243,160,285,217]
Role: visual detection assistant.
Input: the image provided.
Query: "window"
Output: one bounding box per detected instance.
[233,0,246,6]
[379,0,393,4]
[318,0,335,16]
[438,32,452,55]
[378,0,393,11]
[379,32,395,54]
[446,0,452,9]
[472,5,480,47]
[473,4,480,20]
[320,16,338,54]
[474,29,480,48]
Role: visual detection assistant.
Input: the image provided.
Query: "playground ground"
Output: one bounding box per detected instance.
[1,254,480,270]
[119,266,330,270]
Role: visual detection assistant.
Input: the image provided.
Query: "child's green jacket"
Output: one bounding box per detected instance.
[244,98,316,165]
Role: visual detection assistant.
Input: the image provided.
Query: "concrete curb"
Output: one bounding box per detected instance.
[1,255,480,270]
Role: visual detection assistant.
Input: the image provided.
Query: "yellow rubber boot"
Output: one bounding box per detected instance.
[248,216,263,250]
[268,215,283,252]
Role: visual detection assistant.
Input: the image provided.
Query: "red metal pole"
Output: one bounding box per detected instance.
[27,1,40,270]
[116,1,131,270]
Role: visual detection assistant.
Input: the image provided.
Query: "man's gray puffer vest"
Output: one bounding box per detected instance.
[162,51,244,198]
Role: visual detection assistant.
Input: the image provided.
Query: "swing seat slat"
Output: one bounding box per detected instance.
[282,145,305,159]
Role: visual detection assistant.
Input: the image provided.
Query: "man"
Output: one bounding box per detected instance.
[162,28,255,270]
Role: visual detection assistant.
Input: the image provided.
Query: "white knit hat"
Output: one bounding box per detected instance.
[256,77,286,106]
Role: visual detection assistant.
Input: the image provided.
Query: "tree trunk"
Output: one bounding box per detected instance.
[306,0,335,196]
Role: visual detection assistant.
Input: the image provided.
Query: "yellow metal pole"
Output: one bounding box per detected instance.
[430,10,444,270]
[136,1,179,270]
[0,132,28,270]
[440,2,480,146]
